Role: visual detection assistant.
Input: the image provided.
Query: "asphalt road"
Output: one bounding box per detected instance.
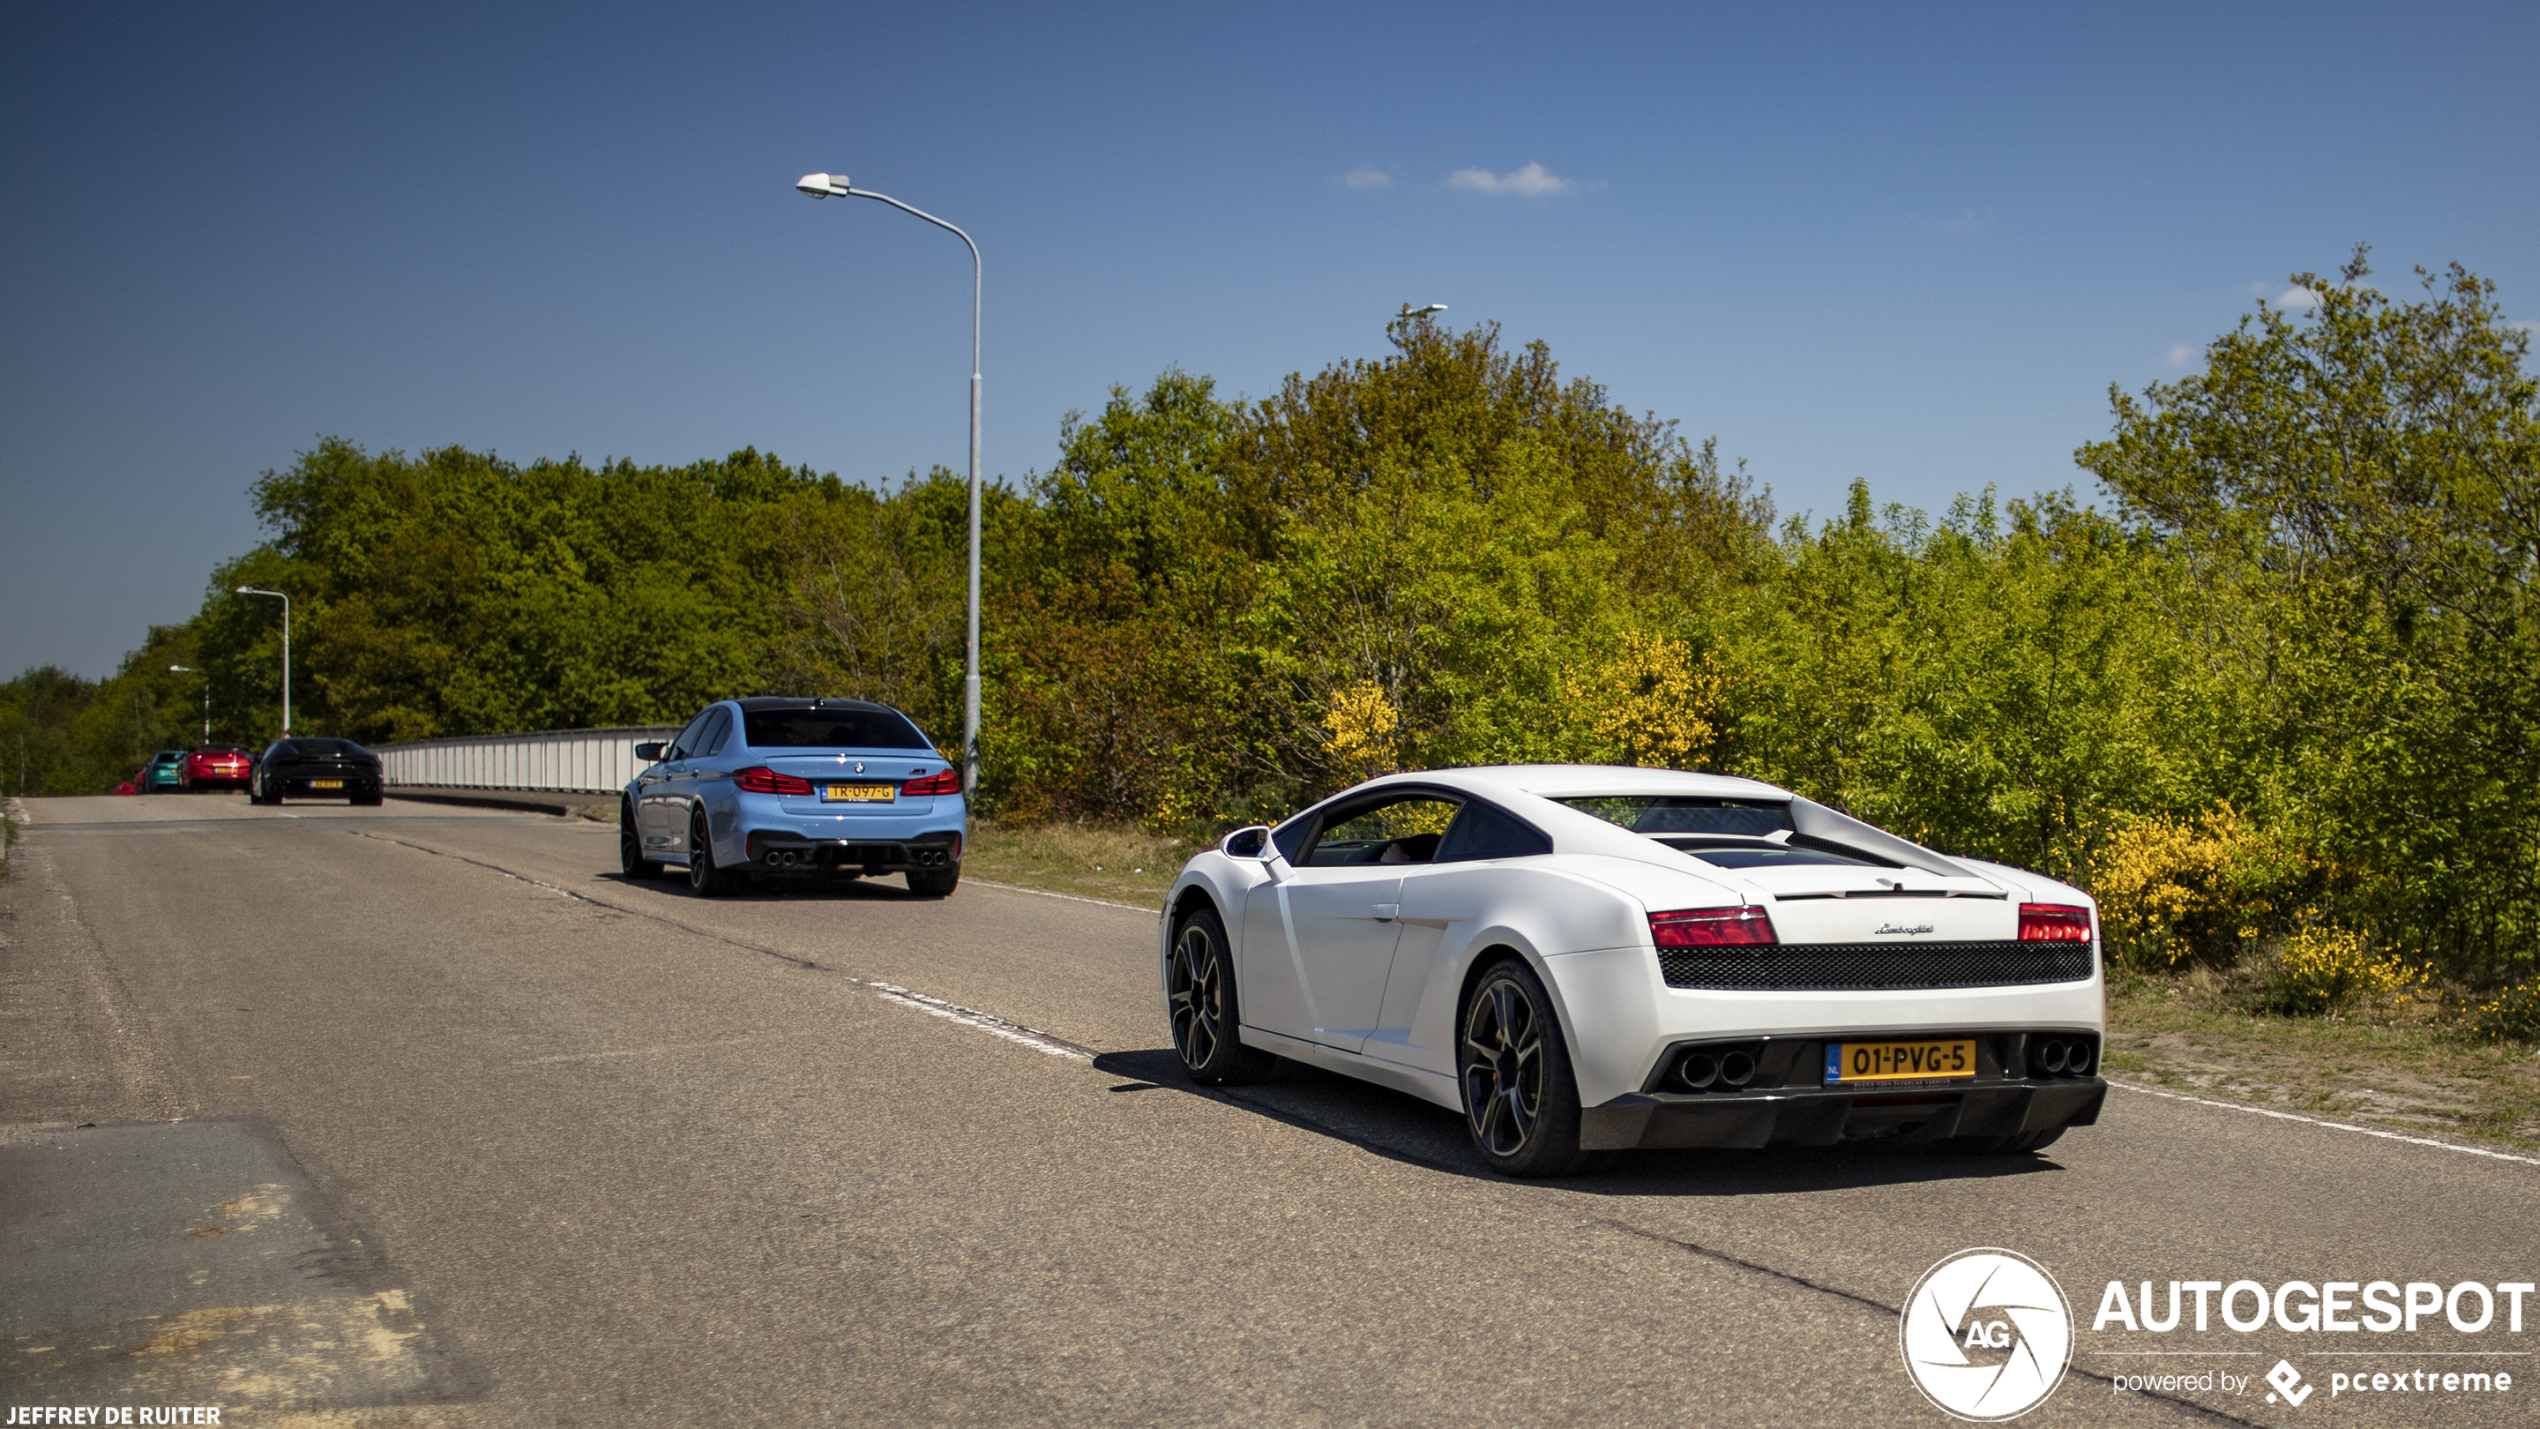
[3,795,2534,1428]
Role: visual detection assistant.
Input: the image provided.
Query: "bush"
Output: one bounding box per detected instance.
[2469,979,2540,1044]
[2093,805,2315,967]
[2262,926,2419,1016]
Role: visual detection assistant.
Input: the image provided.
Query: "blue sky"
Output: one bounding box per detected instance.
[4,1,2534,678]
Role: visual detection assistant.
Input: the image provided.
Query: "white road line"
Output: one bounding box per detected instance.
[2109,1078,2540,1168]
[868,983,1092,1060]
[341,829,1102,1065]
[967,878,1156,914]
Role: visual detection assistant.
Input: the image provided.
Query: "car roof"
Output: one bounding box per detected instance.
[732,696,903,715]
[1370,764,1794,803]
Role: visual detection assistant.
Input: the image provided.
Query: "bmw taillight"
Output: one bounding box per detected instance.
[2018,903,2093,943]
[903,768,961,797]
[1649,906,1777,947]
[734,766,815,796]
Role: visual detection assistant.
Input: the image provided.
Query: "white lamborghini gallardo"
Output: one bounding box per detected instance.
[1159,766,2105,1177]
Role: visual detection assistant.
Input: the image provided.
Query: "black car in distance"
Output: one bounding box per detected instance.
[252,738,384,806]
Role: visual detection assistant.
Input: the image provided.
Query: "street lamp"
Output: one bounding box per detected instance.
[234,587,290,736]
[796,170,984,798]
[169,666,208,743]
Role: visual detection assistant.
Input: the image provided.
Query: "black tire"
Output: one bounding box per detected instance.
[1167,905,1275,1085]
[620,800,664,880]
[253,780,278,806]
[687,806,741,897]
[353,792,383,807]
[906,864,960,899]
[1459,957,1593,1178]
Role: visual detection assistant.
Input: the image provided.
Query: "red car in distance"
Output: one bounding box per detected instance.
[181,744,256,792]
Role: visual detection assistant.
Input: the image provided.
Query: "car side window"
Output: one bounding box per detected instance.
[1301,794,1462,867]
[668,709,715,761]
[1434,800,1553,862]
[699,708,734,756]
[1271,816,1314,865]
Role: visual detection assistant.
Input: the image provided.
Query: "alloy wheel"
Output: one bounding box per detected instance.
[1462,977,1545,1157]
[1168,922,1225,1069]
[688,810,714,891]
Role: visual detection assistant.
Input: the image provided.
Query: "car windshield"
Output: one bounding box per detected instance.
[743,706,930,750]
[1555,796,1792,837]
[277,739,371,758]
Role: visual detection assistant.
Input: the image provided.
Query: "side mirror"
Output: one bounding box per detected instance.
[633,742,665,762]
[1220,825,1272,859]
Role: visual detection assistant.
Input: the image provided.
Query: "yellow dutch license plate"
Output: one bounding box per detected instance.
[1826,1038,1976,1083]
[821,783,894,803]
[311,779,343,789]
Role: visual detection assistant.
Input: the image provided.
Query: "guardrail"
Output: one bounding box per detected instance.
[373,725,682,797]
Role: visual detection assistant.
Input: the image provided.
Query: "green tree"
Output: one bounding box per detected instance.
[2078,248,2540,976]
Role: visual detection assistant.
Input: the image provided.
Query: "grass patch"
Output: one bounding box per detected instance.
[2107,966,2540,1151]
[962,819,1199,907]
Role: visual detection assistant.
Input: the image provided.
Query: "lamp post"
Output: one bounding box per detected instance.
[169,666,208,743]
[234,587,289,736]
[795,171,983,798]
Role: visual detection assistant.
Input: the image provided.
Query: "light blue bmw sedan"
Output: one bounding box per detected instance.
[621,697,965,898]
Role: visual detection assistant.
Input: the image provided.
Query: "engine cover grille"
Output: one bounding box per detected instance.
[1659,939,2094,991]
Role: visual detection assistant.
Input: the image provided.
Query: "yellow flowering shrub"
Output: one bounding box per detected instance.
[1322,681,1401,785]
[2262,925,2420,1015]
[2092,804,2312,966]
[2469,979,2540,1044]
[1561,631,1735,769]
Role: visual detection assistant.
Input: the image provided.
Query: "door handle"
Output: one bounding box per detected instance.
[1372,903,1399,922]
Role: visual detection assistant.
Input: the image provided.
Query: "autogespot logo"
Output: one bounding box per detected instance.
[1902,1249,2075,1421]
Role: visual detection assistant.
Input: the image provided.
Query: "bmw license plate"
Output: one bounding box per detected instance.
[311,779,343,789]
[821,783,894,803]
[1826,1039,1976,1082]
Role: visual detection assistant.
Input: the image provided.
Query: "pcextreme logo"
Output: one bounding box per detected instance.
[1900,1249,2074,1421]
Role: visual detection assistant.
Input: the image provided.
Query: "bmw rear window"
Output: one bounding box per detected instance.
[743,707,931,750]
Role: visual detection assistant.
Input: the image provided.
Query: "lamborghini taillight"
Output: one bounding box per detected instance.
[2018,904,2093,943]
[1649,906,1777,948]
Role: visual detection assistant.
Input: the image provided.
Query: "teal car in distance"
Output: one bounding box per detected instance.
[141,750,188,793]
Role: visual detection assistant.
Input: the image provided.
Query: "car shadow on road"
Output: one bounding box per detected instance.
[1092,1047,2066,1197]
[602,872,938,902]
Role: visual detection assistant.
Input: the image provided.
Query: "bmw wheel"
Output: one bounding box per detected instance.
[906,865,960,899]
[687,807,741,897]
[1459,957,1592,1178]
[1168,906,1273,1085]
[621,799,663,880]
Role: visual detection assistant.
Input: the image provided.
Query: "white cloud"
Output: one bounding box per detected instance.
[2510,319,2540,333]
[2166,344,2198,368]
[1447,162,1575,197]
[1340,167,1393,189]
[2274,285,2323,308]
[1943,208,1979,235]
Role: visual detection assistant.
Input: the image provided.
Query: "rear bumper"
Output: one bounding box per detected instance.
[271,775,381,797]
[1580,1077,2106,1150]
[745,828,963,876]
